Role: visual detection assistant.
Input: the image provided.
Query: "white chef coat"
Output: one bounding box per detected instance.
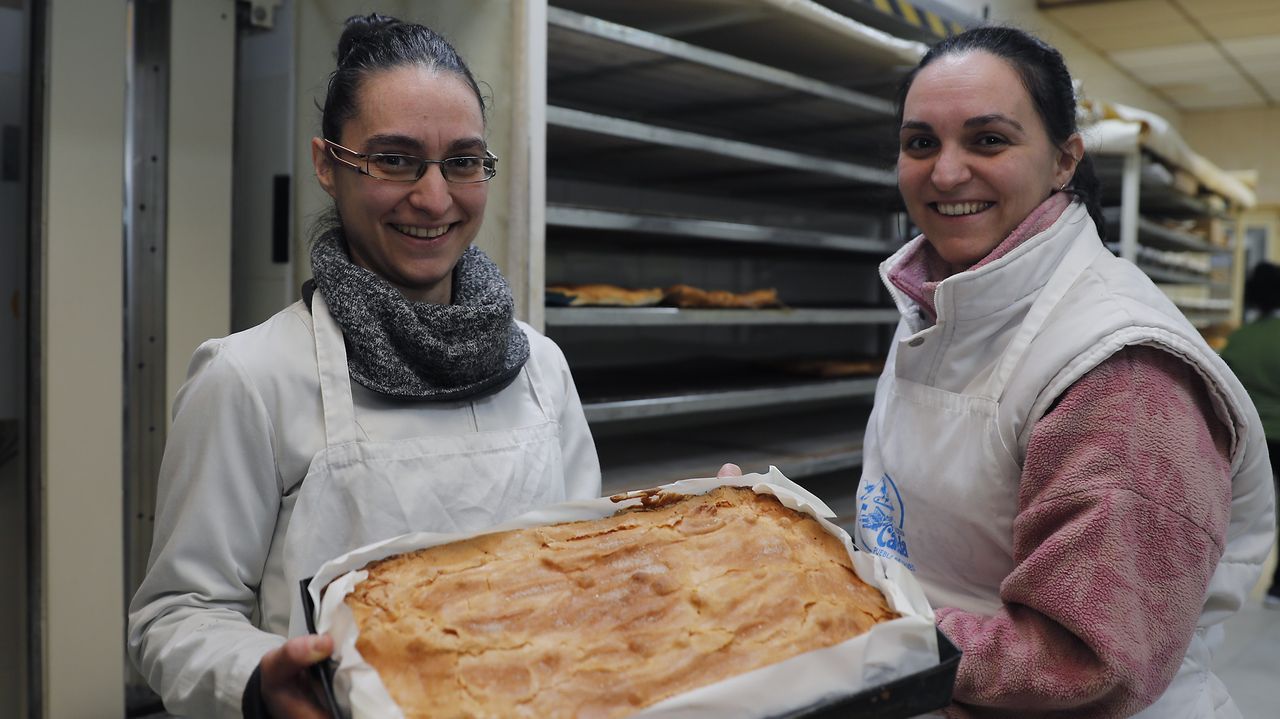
[127,295,601,718]
[858,202,1274,718]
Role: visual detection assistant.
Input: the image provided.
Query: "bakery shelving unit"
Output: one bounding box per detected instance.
[543,0,931,510]
[1095,150,1240,331]
[582,377,881,423]
[592,405,872,508]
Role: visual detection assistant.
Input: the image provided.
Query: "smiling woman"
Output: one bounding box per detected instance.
[854,25,1275,719]
[312,65,490,304]
[896,50,1082,274]
[125,13,602,719]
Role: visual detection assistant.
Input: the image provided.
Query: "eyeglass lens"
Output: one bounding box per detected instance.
[366,154,495,183]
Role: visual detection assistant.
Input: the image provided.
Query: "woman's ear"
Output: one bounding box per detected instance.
[1057,133,1085,186]
[311,137,338,199]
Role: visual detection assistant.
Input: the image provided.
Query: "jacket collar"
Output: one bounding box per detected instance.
[881,199,1093,331]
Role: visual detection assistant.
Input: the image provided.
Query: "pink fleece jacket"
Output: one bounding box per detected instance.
[887,196,1232,718]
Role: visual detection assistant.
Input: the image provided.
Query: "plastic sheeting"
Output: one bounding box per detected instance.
[1080,100,1256,209]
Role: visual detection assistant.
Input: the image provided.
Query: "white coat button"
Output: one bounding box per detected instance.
[908,337,925,347]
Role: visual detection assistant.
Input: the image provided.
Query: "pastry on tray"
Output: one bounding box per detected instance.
[544,283,784,309]
[545,284,664,307]
[342,486,897,719]
[661,284,784,309]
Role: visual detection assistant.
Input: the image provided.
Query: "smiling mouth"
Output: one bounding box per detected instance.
[391,223,451,239]
[933,202,993,217]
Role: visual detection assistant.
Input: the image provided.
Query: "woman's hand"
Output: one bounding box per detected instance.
[717,463,743,478]
[259,634,334,718]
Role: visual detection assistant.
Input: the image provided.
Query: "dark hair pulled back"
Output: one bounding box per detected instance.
[321,13,486,144]
[895,25,1106,241]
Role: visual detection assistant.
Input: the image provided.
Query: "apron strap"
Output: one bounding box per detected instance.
[984,230,1102,400]
[311,290,361,448]
[523,363,554,423]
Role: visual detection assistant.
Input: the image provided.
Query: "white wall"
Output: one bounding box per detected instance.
[167,0,235,406]
[1183,107,1280,208]
[40,2,126,715]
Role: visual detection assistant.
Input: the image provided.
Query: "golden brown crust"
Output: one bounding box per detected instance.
[344,487,897,719]
[545,283,785,309]
[545,284,665,307]
[661,284,784,309]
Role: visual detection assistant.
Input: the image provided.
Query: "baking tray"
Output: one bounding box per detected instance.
[777,627,959,718]
[301,579,342,717]
[301,578,958,719]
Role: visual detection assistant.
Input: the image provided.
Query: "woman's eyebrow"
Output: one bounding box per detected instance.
[447,137,486,154]
[964,114,1024,132]
[364,133,424,152]
[363,134,486,155]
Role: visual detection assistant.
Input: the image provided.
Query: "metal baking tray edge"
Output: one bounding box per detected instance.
[778,627,959,718]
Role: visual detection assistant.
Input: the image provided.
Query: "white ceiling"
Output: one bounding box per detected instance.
[1039,0,1280,111]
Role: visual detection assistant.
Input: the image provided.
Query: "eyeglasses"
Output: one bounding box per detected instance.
[324,139,498,184]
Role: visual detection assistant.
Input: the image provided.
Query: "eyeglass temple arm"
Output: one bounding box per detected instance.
[326,143,374,177]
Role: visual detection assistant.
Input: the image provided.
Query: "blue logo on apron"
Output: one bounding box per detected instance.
[859,473,913,570]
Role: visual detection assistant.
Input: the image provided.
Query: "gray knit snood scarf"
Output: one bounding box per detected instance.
[309,228,529,401]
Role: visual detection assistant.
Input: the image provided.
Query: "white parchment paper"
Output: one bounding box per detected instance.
[309,467,939,719]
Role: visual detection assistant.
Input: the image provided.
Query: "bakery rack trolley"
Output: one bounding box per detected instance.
[541,0,954,525]
[1094,146,1244,334]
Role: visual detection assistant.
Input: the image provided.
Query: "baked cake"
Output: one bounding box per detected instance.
[342,486,897,718]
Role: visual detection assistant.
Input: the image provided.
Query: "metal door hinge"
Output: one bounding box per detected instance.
[240,0,283,30]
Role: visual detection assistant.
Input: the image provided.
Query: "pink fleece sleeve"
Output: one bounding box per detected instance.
[936,345,1233,719]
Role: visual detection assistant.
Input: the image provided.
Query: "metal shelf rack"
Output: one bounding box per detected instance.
[582,377,880,423]
[545,205,898,254]
[547,7,895,121]
[547,106,896,200]
[595,411,867,496]
[548,0,927,93]
[1094,150,1242,330]
[1102,207,1228,255]
[545,1,925,496]
[1140,263,1212,285]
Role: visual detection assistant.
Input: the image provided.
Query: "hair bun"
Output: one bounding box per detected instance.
[337,12,400,68]
[320,13,486,145]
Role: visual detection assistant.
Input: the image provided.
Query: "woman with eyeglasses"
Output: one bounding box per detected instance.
[127,14,600,718]
[724,25,1271,719]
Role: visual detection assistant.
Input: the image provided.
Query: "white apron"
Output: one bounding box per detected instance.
[276,292,567,637]
[857,218,1252,717]
[857,225,1099,616]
